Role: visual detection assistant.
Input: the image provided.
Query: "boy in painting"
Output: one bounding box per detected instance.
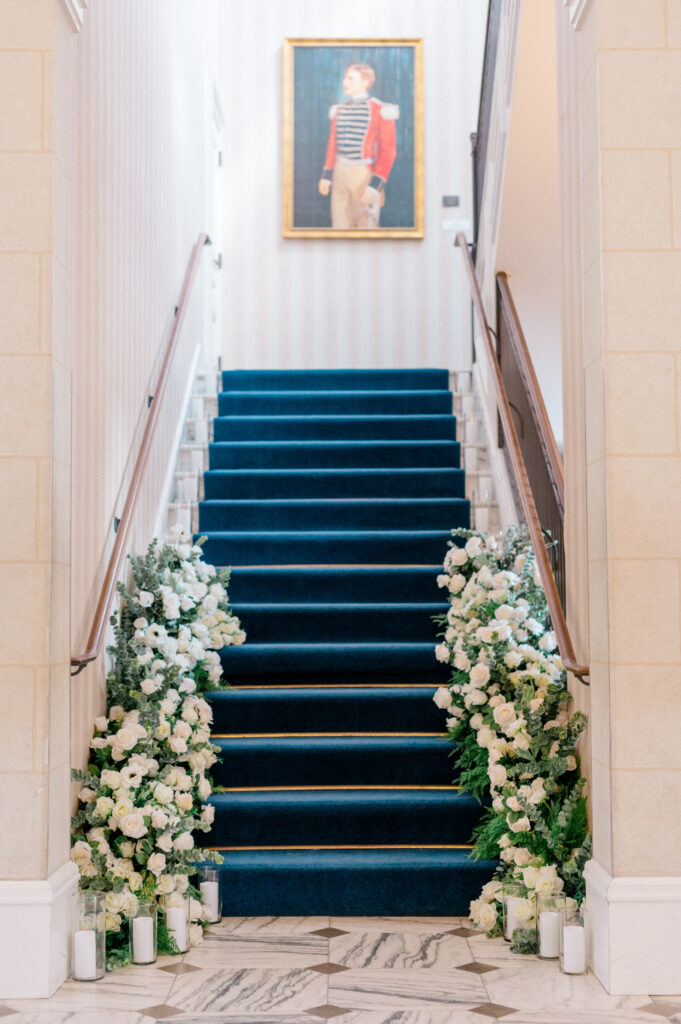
[318,63,399,229]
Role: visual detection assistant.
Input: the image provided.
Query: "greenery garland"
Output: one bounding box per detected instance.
[433,527,591,951]
[71,524,245,968]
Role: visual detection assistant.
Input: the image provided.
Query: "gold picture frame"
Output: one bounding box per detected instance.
[283,38,424,239]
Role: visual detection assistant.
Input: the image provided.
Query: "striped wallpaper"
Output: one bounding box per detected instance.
[217,0,487,371]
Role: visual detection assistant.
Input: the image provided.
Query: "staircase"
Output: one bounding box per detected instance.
[200,368,497,915]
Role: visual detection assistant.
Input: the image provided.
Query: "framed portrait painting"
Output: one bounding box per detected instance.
[283,38,424,239]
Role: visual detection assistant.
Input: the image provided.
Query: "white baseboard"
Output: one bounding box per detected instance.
[0,861,79,998]
[585,858,681,994]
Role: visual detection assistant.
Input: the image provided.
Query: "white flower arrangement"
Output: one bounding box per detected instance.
[433,527,591,952]
[71,524,245,968]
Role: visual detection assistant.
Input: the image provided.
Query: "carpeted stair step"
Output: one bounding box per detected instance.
[212,735,454,787]
[227,567,446,604]
[219,642,448,681]
[208,789,483,847]
[221,368,450,391]
[202,530,456,567]
[204,467,465,500]
[213,414,458,442]
[218,390,453,417]
[208,685,443,734]
[208,440,461,471]
[201,848,497,916]
[199,498,468,532]
[229,603,445,644]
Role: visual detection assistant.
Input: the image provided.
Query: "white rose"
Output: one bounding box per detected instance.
[526,617,543,636]
[94,716,108,732]
[138,591,155,607]
[465,689,487,707]
[146,852,166,876]
[128,871,143,891]
[175,792,193,812]
[449,546,468,566]
[470,663,491,687]
[174,873,190,893]
[173,720,192,740]
[169,736,188,754]
[154,783,174,805]
[141,675,163,696]
[114,727,138,751]
[433,687,453,709]
[119,840,135,858]
[173,832,194,852]
[79,787,96,804]
[437,573,449,589]
[453,651,471,672]
[509,815,531,833]
[198,777,211,800]
[434,643,450,664]
[478,902,498,931]
[476,727,495,749]
[156,832,173,853]
[514,848,533,867]
[539,631,557,652]
[448,574,466,595]
[469,713,484,730]
[157,873,176,894]
[522,866,540,890]
[94,796,114,819]
[151,808,169,829]
[488,764,507,789]
[120,813,147,839]
[465,536,483,558]
[506,795,521,812]
[493,703,516,730]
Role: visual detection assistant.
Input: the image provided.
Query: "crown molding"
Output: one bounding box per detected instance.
[562,0,593,30]
[59,0,88,32]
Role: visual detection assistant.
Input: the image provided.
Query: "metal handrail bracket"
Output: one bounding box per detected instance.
[71,233,211,674]
[455,232,589,683]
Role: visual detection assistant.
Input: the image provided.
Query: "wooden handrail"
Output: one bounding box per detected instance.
[496,272,564,512]
[71,233,211,675]
[455,233,589,683]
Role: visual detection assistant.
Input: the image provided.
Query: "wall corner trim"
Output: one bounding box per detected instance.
[59,0,88,33]
[562,0,593,30]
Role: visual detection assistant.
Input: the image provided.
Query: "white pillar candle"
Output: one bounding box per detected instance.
[200,880,220,923]
[505,896,524,940]
[73,929,97,980]
[132,916,155,963]
[539,911,561,958]
[562,924,587,974]
[166,906,188,952]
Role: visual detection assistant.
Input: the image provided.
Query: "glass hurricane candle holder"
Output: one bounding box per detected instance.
[72,890,106,981]
[535,891,566,960]
[560,905,588,975]
[199,866,221,924]
[129,899,157,965]
[502,881,527,943]
[162,894,190,953]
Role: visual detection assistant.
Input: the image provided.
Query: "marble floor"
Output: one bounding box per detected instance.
[4,916,681,1024]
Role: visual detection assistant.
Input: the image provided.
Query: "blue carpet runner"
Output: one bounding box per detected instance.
[202,368,496,914]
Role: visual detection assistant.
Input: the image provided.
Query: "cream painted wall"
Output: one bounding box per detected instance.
[217,0,487,372]
[57,1,222,776]
[496,0,563,446]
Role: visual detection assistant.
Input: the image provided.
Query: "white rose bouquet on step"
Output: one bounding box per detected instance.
[433,527,591,952]
[71,525,245,968]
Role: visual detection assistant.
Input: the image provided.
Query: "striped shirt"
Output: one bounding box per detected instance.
[336,98,371,161]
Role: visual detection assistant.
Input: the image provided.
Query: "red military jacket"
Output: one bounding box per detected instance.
[322,96,398,192]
